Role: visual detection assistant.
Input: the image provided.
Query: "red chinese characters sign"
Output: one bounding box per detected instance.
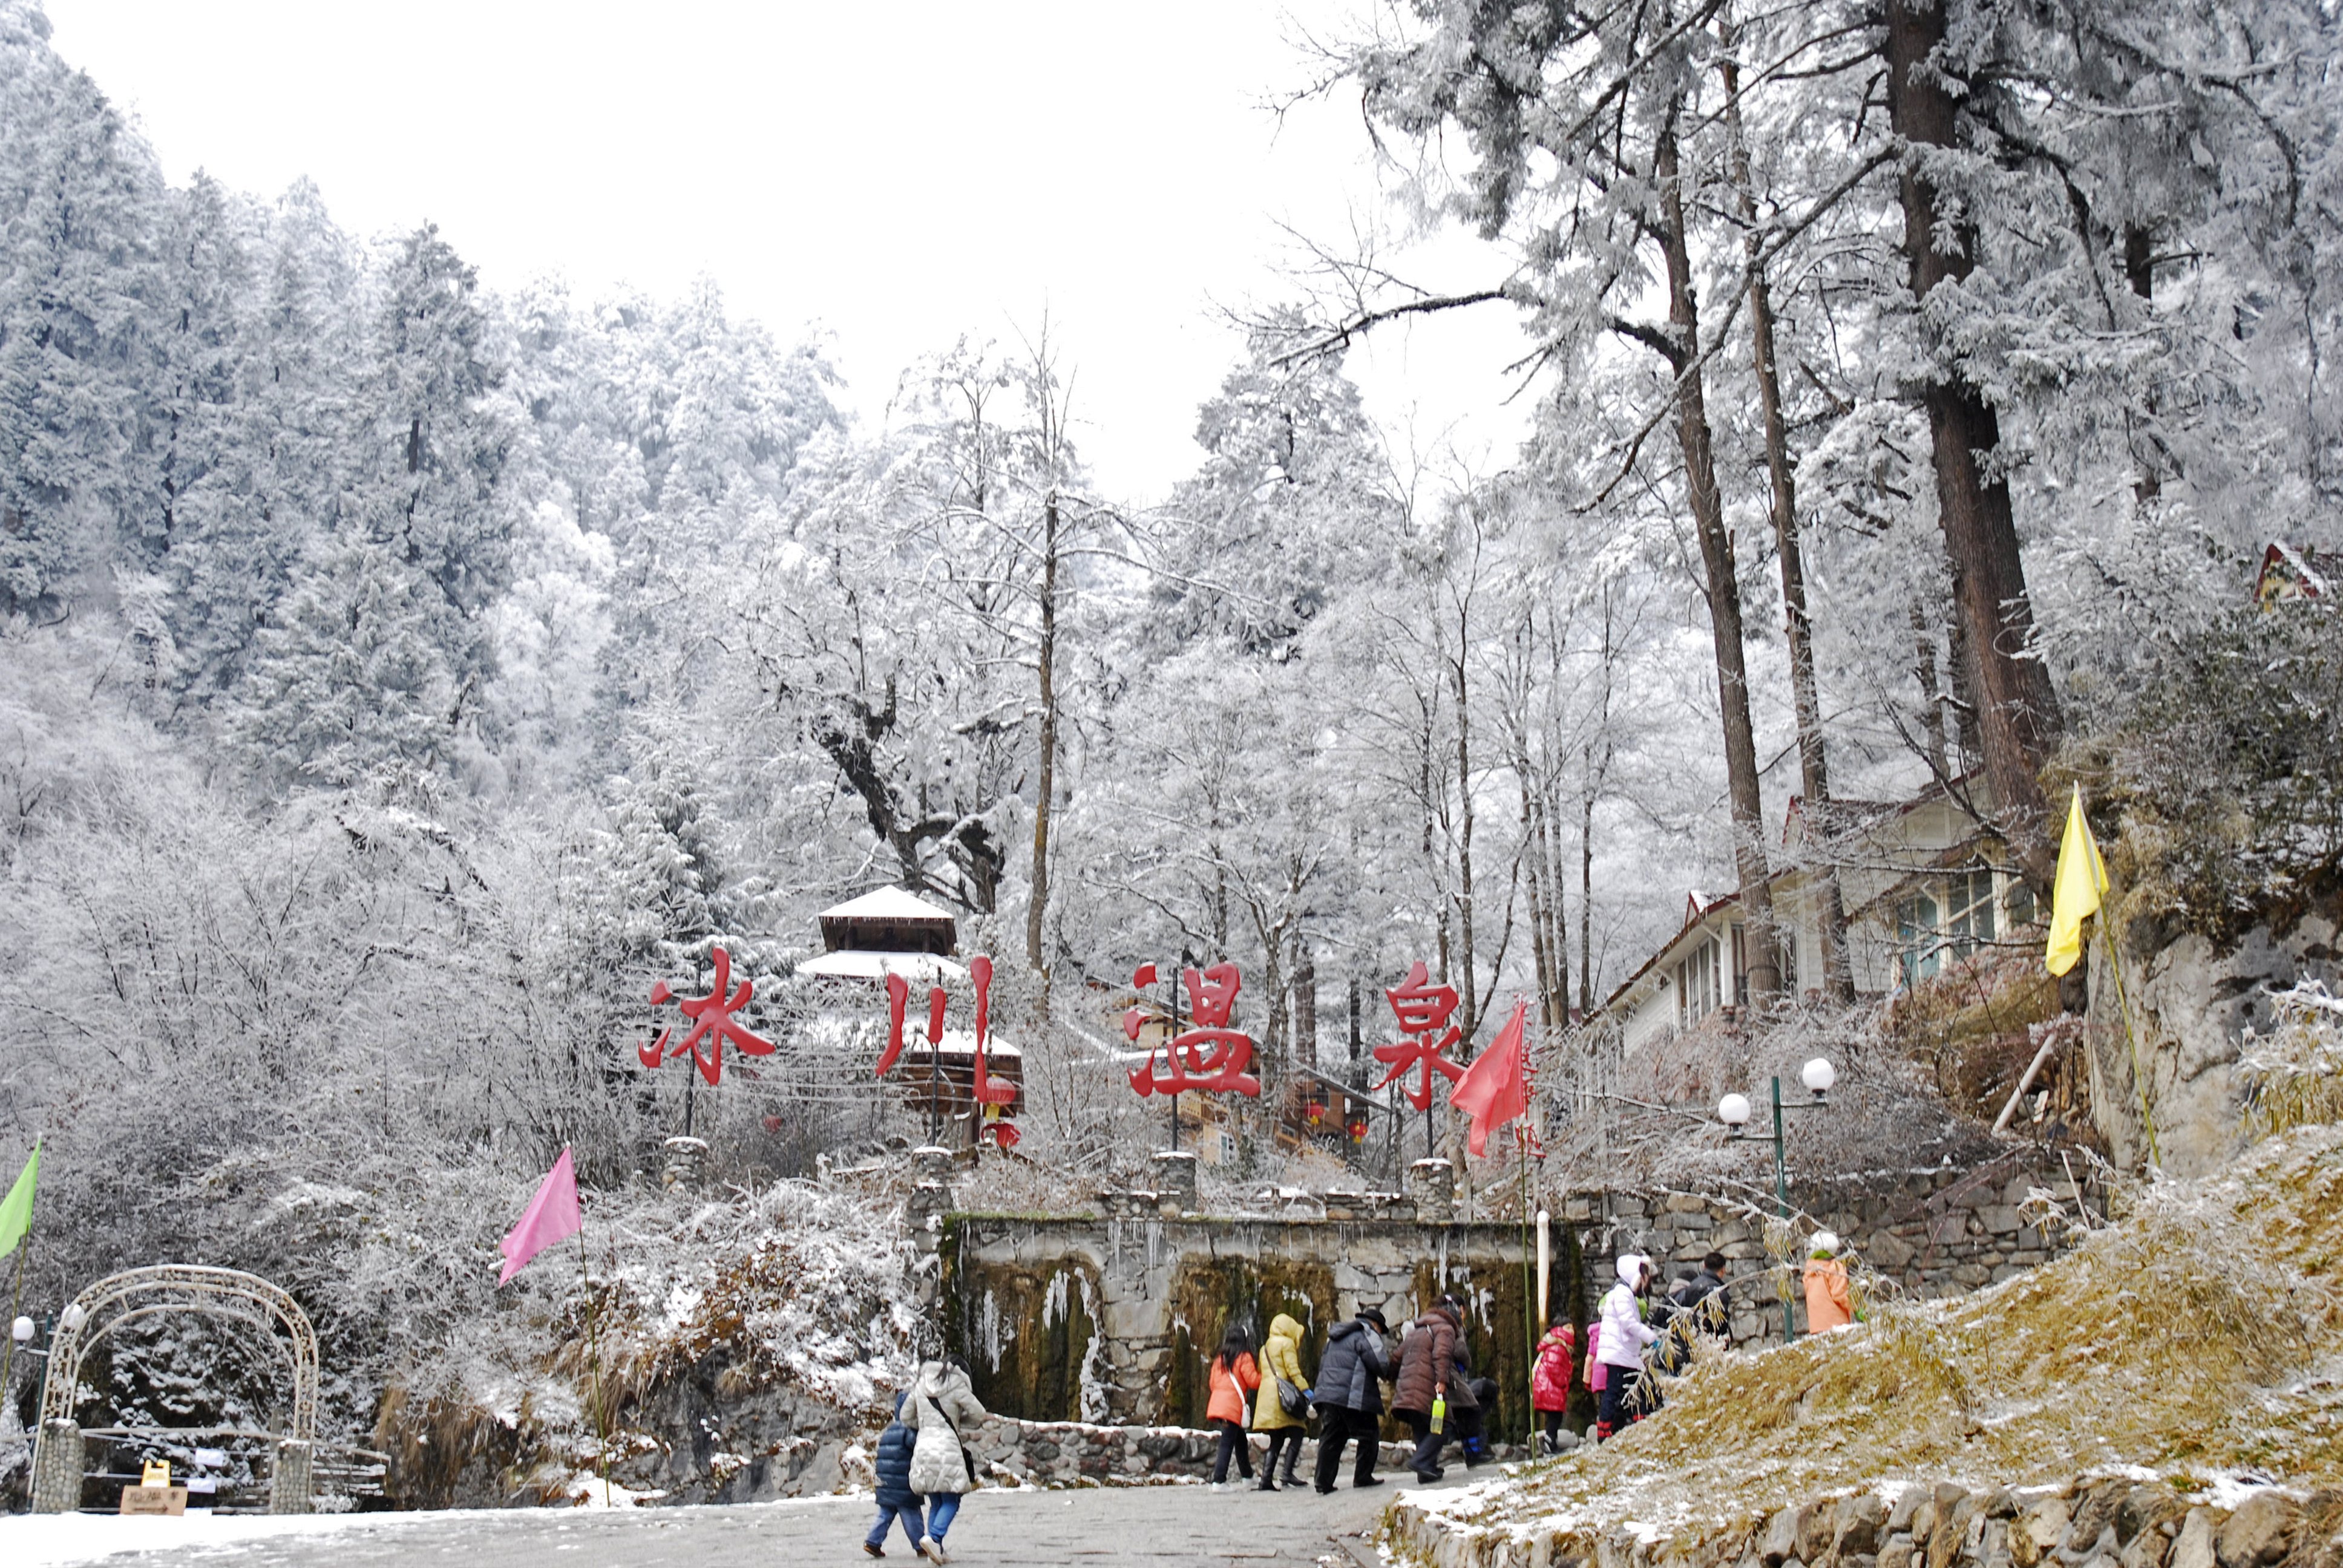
[637,946,775,1086]
[877,955,1019,1148]
[1372,961,1466,1109]
[1123,962,1261,1099]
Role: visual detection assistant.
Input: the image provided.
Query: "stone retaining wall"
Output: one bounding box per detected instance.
[921,1414,1470,1488]
[1383,1471,2332,1568]
[1568,1154,2097,1345]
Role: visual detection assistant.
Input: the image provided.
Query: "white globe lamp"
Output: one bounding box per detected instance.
[1802,1057,1837,1098]
[10,1315,30,1345]
[1717,1092,1752,1129]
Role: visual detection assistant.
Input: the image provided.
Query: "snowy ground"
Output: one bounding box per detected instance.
[0,1470,1458,1566]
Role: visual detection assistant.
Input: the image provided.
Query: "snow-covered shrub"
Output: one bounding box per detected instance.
[2102,603,2343,938]
[2241,983,2343,1142]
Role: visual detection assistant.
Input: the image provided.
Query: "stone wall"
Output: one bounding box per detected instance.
[1564,1155,2096,1346]
[1384,1470,2333,1568]
[941,1191,1572,1443]
[937,1154,2092,1437]
[888,1413,1457,1488]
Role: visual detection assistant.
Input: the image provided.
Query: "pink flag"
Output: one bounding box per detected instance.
[1449,1001,1532,1158]
[498,1147,583,1285]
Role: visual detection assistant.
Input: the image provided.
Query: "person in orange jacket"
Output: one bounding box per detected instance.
[1804,1231,1854,1333]
[1205,1324,1261,1483]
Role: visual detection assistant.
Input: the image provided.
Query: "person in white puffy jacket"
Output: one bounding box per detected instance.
[1594,1254,1658,1442]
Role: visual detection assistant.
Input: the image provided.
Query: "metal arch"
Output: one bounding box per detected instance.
[37,1265,320,1443]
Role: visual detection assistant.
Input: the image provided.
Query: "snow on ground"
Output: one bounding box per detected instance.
[0,1496,864,1568]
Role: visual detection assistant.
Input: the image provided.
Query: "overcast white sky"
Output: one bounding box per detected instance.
[44,0,1535,503]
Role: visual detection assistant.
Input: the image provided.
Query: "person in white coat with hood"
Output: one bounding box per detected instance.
[1595,1254,1658,1442]
[901,1356,988,1563]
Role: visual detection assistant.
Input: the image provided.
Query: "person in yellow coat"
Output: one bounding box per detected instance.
[1251,1312,1313,1491]
[1803,1232,1853,1334]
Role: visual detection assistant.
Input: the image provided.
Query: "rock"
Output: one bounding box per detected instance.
[1763,1508,1807,1566]
[1887,1490,1925,1535]
[1797,1502,1837,1564]
[2216,1493,2298,1568]
[2122,1530,2171,1568]
[1837,1495,1889,1558]
[2026,1501,2073,1560]
[2120,1489,2186,1546]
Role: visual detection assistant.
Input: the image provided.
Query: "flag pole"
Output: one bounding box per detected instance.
[1518,1122,1535,1446]
[578,1217,611,1505]
[1,1241,25,1406]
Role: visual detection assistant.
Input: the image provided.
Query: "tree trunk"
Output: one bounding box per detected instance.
[1655,120,1783,1002]
[1026,488,1059,991]
[1884,0,2063,885]
[1722,27,1851,1002]
[1580,740,1606,1018]
[1294,938,1317,1071]
[1450,612,1478,1046]
[1521,771,1556,1029]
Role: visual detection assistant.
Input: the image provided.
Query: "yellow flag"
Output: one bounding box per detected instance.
[2045,783,2107,976]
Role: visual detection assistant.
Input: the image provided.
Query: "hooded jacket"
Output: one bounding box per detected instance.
[1314,1316,1392,1415]
[1393,1302,1476,1417]
[1597,1255,1659,1371]
[1205,1347,1259,1426]
[1530,1324,1576,1412]
[1804,1253,1853,1333]
[874,1391,918,1507]
[1251,1312,1313,1432]
[901,1360,988,1495]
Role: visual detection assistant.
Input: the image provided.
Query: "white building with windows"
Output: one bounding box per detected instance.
[1604,778,2040,1053]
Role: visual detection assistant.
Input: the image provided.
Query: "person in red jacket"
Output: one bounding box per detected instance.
[1204,1324,1261,1484]
[1530,1313,1576,1454]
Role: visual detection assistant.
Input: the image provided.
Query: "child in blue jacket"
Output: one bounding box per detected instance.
[865,1391,925,1558]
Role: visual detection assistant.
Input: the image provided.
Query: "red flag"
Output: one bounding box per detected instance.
[1449,1002,1531,1158]
[498,1147,583,1285]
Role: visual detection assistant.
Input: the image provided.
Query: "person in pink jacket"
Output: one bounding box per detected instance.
[1530,1313,1576,1454]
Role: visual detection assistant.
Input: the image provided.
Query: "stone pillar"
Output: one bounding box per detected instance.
[1152,1151,1199,1215]
[269,1439,313,1514]
[911,1146,956,1194]
[1408,1158,1456,1223]
[31,1418,81,1513]
[661,1135,709,1190]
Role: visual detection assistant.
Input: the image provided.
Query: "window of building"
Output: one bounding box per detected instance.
[1896,890,1941,991]
[1676,938,1719,1027]
[2005,875,2037,931]
[1945,869,1997,962]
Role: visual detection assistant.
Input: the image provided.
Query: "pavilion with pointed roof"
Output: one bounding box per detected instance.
[799,886,969,983]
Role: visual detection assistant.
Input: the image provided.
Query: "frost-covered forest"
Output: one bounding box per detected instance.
[2,0,2342,1454]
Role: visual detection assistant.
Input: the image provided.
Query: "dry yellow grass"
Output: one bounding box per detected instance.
[1458,1125,2343,1545]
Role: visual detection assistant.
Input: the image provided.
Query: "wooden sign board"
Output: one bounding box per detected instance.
[119,1485,189,1516]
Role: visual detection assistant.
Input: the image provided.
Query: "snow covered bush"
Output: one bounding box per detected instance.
[2100,602,2343,938]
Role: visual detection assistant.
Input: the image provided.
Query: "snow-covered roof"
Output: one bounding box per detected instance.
[818,887,958,923]
[798,950,970,982]
[893,1027,1021,1060]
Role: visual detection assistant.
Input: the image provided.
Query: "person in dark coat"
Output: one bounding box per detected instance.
[863,1391,923,1558]
[1309,1306,1392,1493]
[1447,1341,1499,1467]
[1391,1296,1476,1481]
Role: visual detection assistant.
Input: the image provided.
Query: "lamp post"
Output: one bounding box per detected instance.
[1718,1057,1836,1344]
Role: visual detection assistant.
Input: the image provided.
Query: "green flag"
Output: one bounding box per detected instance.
[0,1140,38,1262]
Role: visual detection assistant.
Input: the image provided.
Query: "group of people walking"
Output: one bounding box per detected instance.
[863,1247,1766,1555]
[1199,1293,1504,1492]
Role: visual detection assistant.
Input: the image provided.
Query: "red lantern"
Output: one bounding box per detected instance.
[1304,1098,1326,1128]
[1347,1117,1370,1144]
